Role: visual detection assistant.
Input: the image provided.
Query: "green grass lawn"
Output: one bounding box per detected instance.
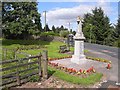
[30,66,103,86]
[2,39,69,59]
[1,39,103,86]
[2,39,89,59]
[48,66,103,86]
[22,41,70,58]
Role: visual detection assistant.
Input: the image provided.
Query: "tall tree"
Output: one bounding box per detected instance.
[60,25,64,30]
[83,13,94,42]
[52,25,56,32]
[83,7,111,44]
[44,24,50,32]
[116,16,120,38]
[2,2,42,39]
[113,16,120,47]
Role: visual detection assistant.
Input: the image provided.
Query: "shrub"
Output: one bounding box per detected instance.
[113,39,120,48]
[59,31,69,38]
[40,31,59,36]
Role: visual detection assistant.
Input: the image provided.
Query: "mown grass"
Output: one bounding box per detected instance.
[2,39,89,59]
[48,66,103,86]
[1,39,103,86]
[22,41,70,58]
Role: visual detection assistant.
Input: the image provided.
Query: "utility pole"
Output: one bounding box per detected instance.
[68,22,71,33]
[69,22,70,31]
[43,11,47,32]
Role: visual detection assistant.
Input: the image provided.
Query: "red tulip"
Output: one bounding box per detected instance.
[68,68,72,72]
[87,69,90,73]
[79,69,82,73]
[89,68,91,72]
[73,69,77,73]
[71,68,74,72]
[89,66,94,71]
[107,63,111,69]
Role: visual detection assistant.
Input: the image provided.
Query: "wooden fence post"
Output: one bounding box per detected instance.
[16,68,20,85]
[6,49,7,59]
[3,48,4,60]
[4,48,7,60]
[38,52,42,80]
[13,49,16,59]
[16,58,20,85]
[41,50,48,80]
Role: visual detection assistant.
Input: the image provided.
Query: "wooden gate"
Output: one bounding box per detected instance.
[0,50,48,89]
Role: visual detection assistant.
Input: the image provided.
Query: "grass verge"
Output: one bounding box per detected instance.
[48,66,103,86]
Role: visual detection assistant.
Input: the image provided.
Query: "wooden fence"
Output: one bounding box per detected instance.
[0,50,48,89]
[2,48,18,60]
[2,46,46,60]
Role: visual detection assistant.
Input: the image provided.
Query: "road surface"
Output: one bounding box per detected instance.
[85,43,119,84]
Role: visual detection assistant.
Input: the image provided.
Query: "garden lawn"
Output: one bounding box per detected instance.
[2,39,71,59]
[48,66,103,86]
[21,41,70,58]
[2,39,88,59]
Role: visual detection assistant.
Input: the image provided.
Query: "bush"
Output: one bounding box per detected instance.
[40,31,59,36]
[59,31,69,38]
[113,39,120,48]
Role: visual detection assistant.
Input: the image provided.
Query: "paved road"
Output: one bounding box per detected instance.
[84,43,119,83]
[85,43,119,58]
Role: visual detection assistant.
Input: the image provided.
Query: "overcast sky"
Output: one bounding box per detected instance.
[38,1,118,31]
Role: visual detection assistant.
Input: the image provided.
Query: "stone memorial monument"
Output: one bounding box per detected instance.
[71,16,86,64]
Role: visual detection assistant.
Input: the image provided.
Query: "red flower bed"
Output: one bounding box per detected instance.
[48,61,96,77]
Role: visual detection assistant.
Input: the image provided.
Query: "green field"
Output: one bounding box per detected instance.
[2,39,70,59]
[2,39,89,60]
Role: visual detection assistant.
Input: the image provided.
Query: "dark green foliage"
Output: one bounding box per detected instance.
[83,7,118,46]
[72,31,76,35]
[44,24,50,32]
[59,30,69,38]
[2,2,42,39]
[55,25,68,33]
[52,25,56,33]
[114,16,120,47]
[116,16,120,38]
[40,31,59,36]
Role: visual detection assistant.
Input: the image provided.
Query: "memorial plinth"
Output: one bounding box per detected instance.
[71,16,86,64]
